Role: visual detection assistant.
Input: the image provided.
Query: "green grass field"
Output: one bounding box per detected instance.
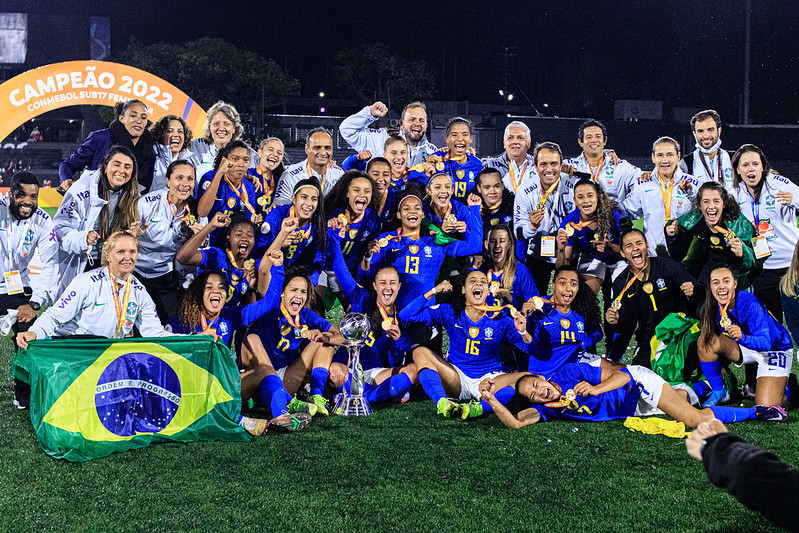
[1,327,798,533]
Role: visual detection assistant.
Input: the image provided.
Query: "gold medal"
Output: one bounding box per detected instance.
[532,296,544,310]
[208,328,217,336]
[509,307,518,318]
[594,232,601,242]
[720,316,732,329]
[187,216,196,226]
[610,300,622,311]
[490,282,500,295]
[536,200,546,211]
[231,274,240,283]
[724,230,735,243]
[243,259,255,270]
[446,214,457,223]
[257,196,267,206]
[300,326,309,338]
[435,161,445,171]
[642,282,653,294]
[280,325,291,337]
[378,237,389,247]
[381,319,393,331]
[250,214,259,223]
[565,225,574,237]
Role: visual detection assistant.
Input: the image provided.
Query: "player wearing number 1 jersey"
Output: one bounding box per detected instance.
[359,190,483,310]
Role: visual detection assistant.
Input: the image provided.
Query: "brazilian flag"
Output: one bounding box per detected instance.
[12,336,249,462]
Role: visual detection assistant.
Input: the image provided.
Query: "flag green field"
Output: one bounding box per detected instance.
[12,336,248,461]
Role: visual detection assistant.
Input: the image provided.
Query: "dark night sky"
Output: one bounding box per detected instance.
[6,1,799,124]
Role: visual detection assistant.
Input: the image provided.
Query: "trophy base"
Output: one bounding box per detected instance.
[334,394,372,416]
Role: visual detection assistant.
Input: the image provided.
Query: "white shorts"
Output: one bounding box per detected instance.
[453,366,503,401]
[274,366,287,380]
[576,257,626,282]
[317,271,342,292]
[737,346,792,379]
[627,365,699,417]
[362,366,386,385]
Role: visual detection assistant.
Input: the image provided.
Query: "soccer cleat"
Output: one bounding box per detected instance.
[287,396,319,416]
[239,416,269,436]
[702,388,730,408]
[742,383,757,400]
[436,398,458,418]
[13,378,30,410]
[266,413,312,433]
[755,404,788,422]
[460,400,484,420]
[309,394,330,416]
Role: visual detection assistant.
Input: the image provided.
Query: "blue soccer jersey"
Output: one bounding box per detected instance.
[328,206,383,272]
[560,208,626,264]
[406,151,483,203]
[532,363,638,422]
[197,247,261,307]
[424,199,472,230]
[197,170,259,246]
[376,186,400,227]
[329,236,410,370]
[482,204,514,230]
[400,296,531,378]
[359,205,483,309]
[527,304,603,376]
[247,167,278,214]
[248,306,333,370]
[719,289,793,352]
[255,203,323,281]
[481,264,539,309]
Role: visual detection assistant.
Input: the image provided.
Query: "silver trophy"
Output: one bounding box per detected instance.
[334,312,372,416]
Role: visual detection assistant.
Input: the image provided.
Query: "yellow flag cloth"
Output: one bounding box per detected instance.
[624,417,692,439]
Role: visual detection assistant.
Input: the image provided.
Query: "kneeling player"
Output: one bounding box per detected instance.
[398,270,533,418]
[479,362,786,429]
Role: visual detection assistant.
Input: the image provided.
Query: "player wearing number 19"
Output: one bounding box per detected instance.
[359,189,483,310]
[399,270,533,418]
[697,265,793,410]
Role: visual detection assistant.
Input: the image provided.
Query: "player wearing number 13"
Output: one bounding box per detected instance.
[359,189,483,310]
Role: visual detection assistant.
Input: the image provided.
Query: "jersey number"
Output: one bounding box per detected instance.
[286,244,297,259]
[560,331,576,343]
[454,182,467,198]
[277,337,290,351]
[465,339,480,355]
[342,240,355,255]
[405,256,419,274]
[768,352,788,369]
[364,332,375,347]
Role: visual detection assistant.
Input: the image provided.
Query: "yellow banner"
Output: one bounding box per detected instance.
[0,61,206,141]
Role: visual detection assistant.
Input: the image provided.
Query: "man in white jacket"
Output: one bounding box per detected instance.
[339,101,437,167]
[0,172,60,408]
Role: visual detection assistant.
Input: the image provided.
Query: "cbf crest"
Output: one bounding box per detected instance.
[484,327,493,339]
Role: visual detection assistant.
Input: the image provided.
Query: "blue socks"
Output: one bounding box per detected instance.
[700,361,725,391]
[310,367,329,397]
[693,380,711,398]
[260,374,291,417]
[480,385,515,413]
[365,373,413,403]
[709,406,757,423]
[418,368,446,404]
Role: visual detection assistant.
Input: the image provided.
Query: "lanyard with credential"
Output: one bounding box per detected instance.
[748,190,761,234]
[107,267,133,338]
[700,153,723,184]
[306,162,326,190]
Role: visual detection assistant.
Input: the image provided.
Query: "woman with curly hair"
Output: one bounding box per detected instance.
[189,100,258,178]
[522,265,603,376]
[666,181,757,288]
[555,178,627,293]
[150,114,193,192]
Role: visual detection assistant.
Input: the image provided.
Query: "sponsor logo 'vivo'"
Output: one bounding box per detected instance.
[58,290,77,308]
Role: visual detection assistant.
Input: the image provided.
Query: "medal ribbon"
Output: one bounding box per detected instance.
[378,303,397,326]
[107,267,133,338]
[288,206,312,240]
[280,303,302,329]
[225,249,244,272]
[393,227,420,242]
[536,177,561,210]
[508,160,529,192]
[306,162,326,190]
[200,312,217,333]
[712,225,735,241]
[224,177,256,215]
[169,201,192,223]
[588,155,605,182]
[257,167,274,199]
[659,176,674,220]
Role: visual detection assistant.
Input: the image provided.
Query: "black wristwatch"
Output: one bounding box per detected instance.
[28,301,41,311]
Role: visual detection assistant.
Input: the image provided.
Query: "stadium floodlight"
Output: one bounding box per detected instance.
[319,91,325,98]
[507,94,514,101]
[498,89,504,96]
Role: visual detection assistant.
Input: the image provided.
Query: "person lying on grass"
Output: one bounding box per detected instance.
[478,362,787,429]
